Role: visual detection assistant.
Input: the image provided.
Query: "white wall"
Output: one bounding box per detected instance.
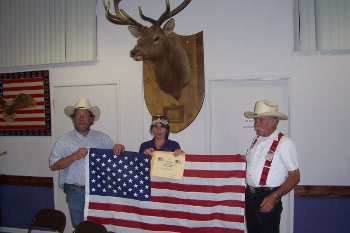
[0,0,349,220]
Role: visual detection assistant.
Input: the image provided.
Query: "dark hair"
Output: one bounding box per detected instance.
[149,123,170,139]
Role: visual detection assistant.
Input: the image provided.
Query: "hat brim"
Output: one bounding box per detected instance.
[151,119,168,126]
[64,106,100,121]
[244,111,288,120]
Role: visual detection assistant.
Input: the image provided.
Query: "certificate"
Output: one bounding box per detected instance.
[151,151,185,180]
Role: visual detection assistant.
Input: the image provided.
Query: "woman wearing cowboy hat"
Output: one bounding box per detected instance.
[243,100,300,233]
[49,97,125,228]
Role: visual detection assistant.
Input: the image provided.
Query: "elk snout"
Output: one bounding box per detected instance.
[130,49,144,61]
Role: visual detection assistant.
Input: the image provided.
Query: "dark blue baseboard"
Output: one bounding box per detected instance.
[294,197,350,233]
[0,185,54,229]
[2,183,350,232]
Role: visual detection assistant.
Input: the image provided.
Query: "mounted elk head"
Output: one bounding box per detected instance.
[103,0,192,100]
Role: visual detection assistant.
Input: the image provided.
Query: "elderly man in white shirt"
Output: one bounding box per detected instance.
[243,100,300,233]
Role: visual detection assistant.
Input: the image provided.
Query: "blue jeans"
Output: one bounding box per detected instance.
[64,184,85,228]
[245,188,283,233]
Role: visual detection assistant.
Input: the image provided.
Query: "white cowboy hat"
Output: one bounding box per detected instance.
[244,100,288,120]
[64,98,100,121]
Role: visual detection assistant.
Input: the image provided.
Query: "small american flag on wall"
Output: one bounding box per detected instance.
[0,70,51,136]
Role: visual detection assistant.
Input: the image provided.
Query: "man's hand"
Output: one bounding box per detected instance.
[260,194,277,212]
[74,148,88,160]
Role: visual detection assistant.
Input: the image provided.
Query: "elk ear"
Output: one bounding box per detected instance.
[128,26,141,38]
[163,18,175,35]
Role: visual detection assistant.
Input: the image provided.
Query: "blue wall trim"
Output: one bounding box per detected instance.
[294,197,350,233]
[0,185,54,229]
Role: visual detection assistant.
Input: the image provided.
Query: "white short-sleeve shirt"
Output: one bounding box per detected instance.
[246,130,299,188]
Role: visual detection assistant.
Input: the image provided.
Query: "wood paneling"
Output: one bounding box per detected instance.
[0,174,53,187]
[1,176,350,198]
[295,185,350,198]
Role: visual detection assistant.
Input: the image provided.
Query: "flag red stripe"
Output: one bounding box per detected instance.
[34,101,45,106]
[2,77,43,84]
[0,117,45,122]
[152,181,245,194]
[88,216,244,233]
[186,154,245,163]
[184,169,246,178]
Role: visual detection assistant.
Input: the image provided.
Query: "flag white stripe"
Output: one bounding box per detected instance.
[2,90,44,96]
[151,187,244,201]
[104,226,155,233]
[0,121,45,126]
[152,176,244,186]
[0,113,44,118]
[185,161,245,170]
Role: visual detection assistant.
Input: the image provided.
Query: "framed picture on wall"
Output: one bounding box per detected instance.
[0,70,51,136]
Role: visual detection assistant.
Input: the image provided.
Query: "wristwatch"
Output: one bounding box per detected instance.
[273,193,280,203]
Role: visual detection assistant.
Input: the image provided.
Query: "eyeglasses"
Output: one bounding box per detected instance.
[152,114,168,121]
[75,113,92,119]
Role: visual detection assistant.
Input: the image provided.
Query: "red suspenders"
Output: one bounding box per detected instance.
[259,132,284,186]
[250,132,284,186]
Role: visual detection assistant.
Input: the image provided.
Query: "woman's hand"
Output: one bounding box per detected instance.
[143,148,155,156]
[173,149,185,157]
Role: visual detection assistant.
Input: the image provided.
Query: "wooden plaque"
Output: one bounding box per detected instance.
[143,31,205,133]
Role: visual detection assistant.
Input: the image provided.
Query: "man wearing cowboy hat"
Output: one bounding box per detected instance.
[49,97,125,228]
[243,100,300,233]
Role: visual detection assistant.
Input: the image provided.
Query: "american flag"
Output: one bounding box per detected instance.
[0,70,51,136]
[85,148,246,233]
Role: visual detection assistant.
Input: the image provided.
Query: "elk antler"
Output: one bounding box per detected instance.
[103,0,144,28]
[103,0,192,28]
[157,0,192,26]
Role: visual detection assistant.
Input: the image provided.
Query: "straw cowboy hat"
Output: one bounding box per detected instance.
[244,100,288,120]
[64,97,100,121]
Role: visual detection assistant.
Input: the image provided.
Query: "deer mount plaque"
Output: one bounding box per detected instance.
[103,0,204,132]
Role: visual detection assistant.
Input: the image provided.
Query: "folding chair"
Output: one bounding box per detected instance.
[73,220,107,233]
[28,208,66,233]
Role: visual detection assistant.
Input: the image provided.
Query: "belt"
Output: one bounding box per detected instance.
[247,185,279,194]
[67,184,85,190]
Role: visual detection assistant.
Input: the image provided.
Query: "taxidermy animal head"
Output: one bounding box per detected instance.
[103,0,192,100]
[0,93,36,122]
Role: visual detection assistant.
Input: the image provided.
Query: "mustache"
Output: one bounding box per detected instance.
[254,127,263,132]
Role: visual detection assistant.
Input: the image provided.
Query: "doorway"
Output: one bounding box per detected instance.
[52,83,119,232]
[209,77,292,233]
